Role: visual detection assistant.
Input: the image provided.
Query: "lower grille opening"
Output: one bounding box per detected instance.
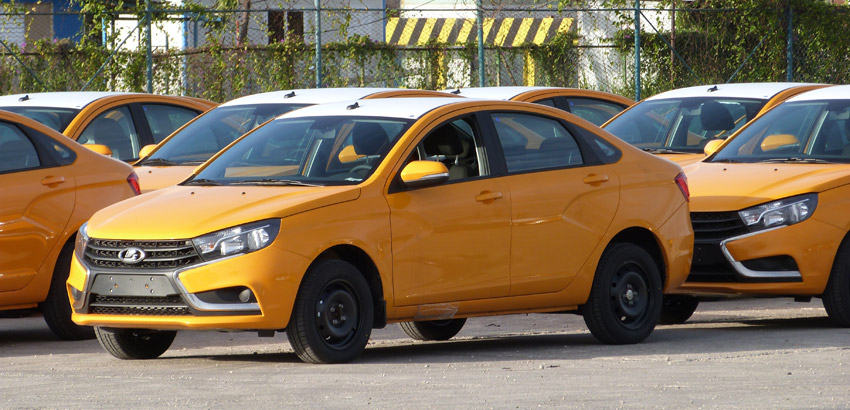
[89,294,192,316]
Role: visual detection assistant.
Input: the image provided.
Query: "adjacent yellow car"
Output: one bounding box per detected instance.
[665,85,850,326]
[0,110,140,339]
[68,98,692,363]
[134,88,456,192]
[0,92,216,162]
[603,83,827,166]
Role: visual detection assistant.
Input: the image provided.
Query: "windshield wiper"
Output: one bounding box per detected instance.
[640,148,693,155]
[711,158,740,163]
[183,178,223,186]
[759,157,835,164]
[139,158,178,166]
[228,179,323,187]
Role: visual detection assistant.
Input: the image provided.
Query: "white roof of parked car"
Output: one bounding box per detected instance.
[220,88,432,107]
[783,84,849,102]
[441,86,564,100]
[275,97,474,120]
[0,91,138,109]
[646,83,822,101]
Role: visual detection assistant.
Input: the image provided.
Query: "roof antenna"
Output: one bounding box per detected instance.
[346,102,360,110]
[18,94,29,102]
[450,89,462,95]
[284,91,296,98]
[707,85,719,92]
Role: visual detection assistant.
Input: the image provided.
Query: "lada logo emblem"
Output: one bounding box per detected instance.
[118,247,146,264]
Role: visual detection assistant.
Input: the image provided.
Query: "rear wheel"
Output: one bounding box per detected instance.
[287,259,373,364]
[400,318,466,341]
[823,242,850,327]
[659,295,700,325]
[41,244,95,340]
[582,243,662,344]
[94,327,176,360]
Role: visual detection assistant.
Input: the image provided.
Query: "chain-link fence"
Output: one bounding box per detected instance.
[0,2,848,102]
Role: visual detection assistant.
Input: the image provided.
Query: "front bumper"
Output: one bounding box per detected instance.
[67,244,310,331]
[673,217,844,296]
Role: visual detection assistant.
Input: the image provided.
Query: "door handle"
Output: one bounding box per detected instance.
[582,173,609,185]
[41,176,66,186]
[475,191,503,203]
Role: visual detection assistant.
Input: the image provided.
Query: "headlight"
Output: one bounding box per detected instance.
[192,219,281,262]
[75,222,89,262]
[738,194,818,232]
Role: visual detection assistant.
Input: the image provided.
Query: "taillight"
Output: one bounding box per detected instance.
[674,172,689,202]
[127,172,141,195]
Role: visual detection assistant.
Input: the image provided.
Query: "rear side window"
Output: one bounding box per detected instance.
[0,122,41,173]
[490,112,583,173]
[142,104,201,143]
[566,98,628,126]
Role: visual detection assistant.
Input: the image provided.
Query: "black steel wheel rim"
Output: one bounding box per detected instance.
[609,262,650,329]
[315,279,360,350]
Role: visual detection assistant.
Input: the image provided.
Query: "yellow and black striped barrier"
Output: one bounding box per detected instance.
[385,17,574,46]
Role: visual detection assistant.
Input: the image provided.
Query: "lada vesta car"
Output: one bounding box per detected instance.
[68,98,693,363]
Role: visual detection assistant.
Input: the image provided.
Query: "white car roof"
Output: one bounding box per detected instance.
[784,84,848,102]
[646,83,822,101]
[0,91,139,109]
[442,86,564,100]
[275,97,470,121]
[220,88,429,107]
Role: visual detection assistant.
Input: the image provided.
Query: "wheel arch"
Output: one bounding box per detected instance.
[608,227,667,288]
[310,244,387,328]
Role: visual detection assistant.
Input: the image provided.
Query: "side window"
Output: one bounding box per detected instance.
[26,126,77,166]
[407,117,488,181]
[566,98,628,126]
[78,106,140,161]
[534,98,557,108]
[142,104,200,143]
[0,122,41,173]
[491,112,583,173]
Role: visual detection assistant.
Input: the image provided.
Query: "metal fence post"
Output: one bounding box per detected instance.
[634,0,641,101]
[315,0,323,88]
[786,2,793,82]
[145,0,153,93]
[476,0,485,87]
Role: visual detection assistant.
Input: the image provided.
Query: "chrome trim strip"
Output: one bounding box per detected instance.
[719,226,803,280]
[72,263,92,312]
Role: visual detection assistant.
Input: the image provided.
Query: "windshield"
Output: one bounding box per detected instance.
[141,103,310,165]
[710,100,850,164]
[604,97,765,153]
[187,116,413,186]
[0,106,79,132]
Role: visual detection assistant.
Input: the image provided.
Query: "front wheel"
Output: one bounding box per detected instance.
[400,318,466,341]
[94,327,176,360]
[658,295,700,325]
[286,259,374,364]
[582,243,662,344]
[823,242,850,327]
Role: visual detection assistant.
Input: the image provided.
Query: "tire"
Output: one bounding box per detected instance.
[286,259,374,364]
[41,243,95,340]
[94,327,176,360]
[582,242,663,344]
[658,295,700,325]
[399,318,466,341]
[823,242,850,327]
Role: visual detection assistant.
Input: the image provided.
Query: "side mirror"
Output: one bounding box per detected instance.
[84,143,113,157]
[400,160,449,188]
[139,144,156,159]
[338,145,364,163]
[761,134,799,151]
[703,139,724,156]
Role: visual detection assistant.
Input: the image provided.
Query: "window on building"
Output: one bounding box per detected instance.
[268,11,304,43]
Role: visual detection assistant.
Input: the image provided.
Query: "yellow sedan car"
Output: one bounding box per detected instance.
[68,98,692,363]
[0,92,216,162]
[665,85,850,325]
[0,110,139,339]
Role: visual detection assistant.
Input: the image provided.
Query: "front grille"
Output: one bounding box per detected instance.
[84,239,202,270]
[89,294,192,316]
[691,211,749,243]
[689,212,750,282]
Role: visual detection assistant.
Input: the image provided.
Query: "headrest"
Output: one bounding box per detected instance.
[351,122,388,155]
[424,126,463,156]
[700,101,735,132]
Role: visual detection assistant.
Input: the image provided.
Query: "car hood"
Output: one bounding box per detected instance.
[685,161,850,211]
[87,185,361,240]
[134,165,195,193]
